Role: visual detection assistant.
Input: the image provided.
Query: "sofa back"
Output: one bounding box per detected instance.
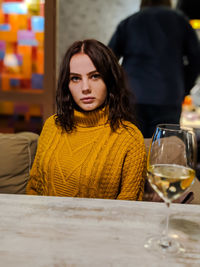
[0,132,38,194]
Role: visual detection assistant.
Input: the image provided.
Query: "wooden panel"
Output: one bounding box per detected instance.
[43,0,57,121]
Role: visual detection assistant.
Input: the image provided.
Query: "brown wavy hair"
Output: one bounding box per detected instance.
[55,39,136,132]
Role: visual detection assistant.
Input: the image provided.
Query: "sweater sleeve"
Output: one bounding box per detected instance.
[117,129,146,201]
[26,115,55,195]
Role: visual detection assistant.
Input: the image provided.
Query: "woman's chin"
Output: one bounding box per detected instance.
[76,101,106,112]
[79,103,97,112]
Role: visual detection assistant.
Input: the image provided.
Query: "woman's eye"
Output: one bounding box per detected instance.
[90,73,101,80]
[70,76,80,82]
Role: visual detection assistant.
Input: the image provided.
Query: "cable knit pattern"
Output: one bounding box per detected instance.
[26,108,146,200]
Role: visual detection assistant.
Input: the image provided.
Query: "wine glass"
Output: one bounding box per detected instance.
[144,124,197,254]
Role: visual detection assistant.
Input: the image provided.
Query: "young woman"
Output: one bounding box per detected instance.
[26,39,146,200]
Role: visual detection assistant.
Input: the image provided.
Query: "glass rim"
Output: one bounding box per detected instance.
[156,124,194,132]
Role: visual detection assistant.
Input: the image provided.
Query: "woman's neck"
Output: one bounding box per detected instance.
[74,106,109,128]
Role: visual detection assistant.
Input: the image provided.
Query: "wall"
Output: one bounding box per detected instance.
[57,0,140,68]
[57,0,178,69]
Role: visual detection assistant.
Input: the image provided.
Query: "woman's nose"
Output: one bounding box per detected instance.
[82,78,91,94]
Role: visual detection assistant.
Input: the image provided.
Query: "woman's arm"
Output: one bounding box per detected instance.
[26,116,55,195]
[117,133,147,201]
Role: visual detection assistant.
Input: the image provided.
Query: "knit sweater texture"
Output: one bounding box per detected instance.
[26,108,146,200]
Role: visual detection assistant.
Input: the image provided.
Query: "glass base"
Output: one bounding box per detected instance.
[144,235,185,255]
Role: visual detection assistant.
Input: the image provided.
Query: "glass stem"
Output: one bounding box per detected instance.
[164,202,170,238]
[159,201,171,249]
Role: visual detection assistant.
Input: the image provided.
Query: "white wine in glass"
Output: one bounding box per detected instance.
[145,124,196,254]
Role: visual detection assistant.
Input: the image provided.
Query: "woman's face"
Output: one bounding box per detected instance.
[69,53,107,112]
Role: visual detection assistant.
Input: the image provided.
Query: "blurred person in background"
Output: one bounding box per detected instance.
[108,0,200,138]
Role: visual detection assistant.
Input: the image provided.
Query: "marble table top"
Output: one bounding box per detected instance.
[0,194,200,267]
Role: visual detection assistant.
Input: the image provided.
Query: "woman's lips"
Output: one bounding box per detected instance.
[81,97,95,103]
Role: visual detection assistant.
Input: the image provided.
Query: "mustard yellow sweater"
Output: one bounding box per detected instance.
[26,108,146,200]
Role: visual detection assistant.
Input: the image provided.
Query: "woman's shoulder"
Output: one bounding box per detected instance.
[44,114,56,126]
[42,114,61,131]
[119,121,144,143]
[116,121,146,157]
[40,114,58,136]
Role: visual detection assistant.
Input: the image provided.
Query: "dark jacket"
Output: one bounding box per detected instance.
[108,7,200,106]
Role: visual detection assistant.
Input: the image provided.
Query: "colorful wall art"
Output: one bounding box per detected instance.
[0,0,44,91]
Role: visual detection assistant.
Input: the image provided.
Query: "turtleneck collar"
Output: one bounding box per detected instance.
[74,106,109,128]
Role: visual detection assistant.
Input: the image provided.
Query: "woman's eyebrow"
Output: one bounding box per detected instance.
[88,70,97,74]
[69,72,80,76]
[70,70,98,76]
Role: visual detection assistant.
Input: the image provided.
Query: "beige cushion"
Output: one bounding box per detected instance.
[190,178,200,204]
[0,132,39,194]
[144,138,151,155]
